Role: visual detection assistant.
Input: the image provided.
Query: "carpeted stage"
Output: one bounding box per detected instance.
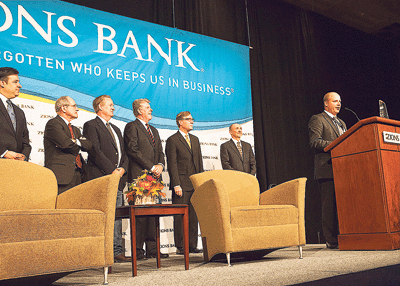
[46,244,400,285]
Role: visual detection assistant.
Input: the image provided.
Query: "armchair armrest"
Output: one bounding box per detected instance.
[55,174,120,213]
[191,178,234,255]
[260,178,307,245]
[55,174,120,266]
[260,177,307,208]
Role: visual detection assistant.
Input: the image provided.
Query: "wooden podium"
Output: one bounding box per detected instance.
[325,117,400,250]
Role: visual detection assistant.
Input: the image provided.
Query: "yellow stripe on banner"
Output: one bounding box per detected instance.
[18,93,93,113]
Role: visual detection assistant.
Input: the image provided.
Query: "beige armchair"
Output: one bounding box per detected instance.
[0,160,120,284]
[190,170,306,266]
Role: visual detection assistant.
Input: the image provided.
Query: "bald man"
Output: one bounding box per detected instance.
[308,92,347,249]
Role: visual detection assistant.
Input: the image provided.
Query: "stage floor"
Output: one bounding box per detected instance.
[51,244,400,285]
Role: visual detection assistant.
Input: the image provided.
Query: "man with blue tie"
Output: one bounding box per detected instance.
[0,67,31,161]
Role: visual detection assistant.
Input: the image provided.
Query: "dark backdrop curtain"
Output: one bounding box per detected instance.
[64,0,400,243]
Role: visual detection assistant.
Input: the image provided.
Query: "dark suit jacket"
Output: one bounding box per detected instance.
[124,119,165,183]
[220,139,256,175]
[44,115,92,185]
[308,112,347,180]
[165,131,204,192]
[0,98,31,159]
[83,116,128,190]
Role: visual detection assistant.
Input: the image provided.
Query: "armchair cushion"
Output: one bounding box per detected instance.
[230,205,298,229]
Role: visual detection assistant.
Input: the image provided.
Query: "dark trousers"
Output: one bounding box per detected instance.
[318,178,339,243]
[172,189,198,250]
[58,169,82,195]
[136,217,157,254]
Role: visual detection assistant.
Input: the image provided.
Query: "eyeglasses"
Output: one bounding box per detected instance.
[64,104,77,108]
[182,118,195,122]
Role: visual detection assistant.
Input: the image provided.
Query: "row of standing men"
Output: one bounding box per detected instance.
[0,67,257,262]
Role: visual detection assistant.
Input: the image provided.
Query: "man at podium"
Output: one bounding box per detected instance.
[308,92,347,249]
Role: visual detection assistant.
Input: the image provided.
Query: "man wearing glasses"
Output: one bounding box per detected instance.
[166,111,204,255]
[44,96,92,194]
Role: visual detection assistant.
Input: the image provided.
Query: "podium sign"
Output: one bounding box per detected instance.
[325,117,400,250]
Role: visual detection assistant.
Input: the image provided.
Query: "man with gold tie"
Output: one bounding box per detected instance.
[166,111,204,254]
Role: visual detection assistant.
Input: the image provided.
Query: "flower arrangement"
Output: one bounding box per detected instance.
[125,170,166,205]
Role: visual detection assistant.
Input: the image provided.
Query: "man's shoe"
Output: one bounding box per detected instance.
[326,242,339,249]
[176,248,184,255]
[146,252,169,258]
[190,248,203,253]
[137,251,146,260]
[114,254,132,263]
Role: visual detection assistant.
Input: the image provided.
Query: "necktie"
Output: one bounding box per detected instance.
[6,99,16,131]
[106,122,117,145]
[332,117,344,136]
[68,123,83,169]
[146,124,155,147]
[237,141,243,158]
[185,134,191,148]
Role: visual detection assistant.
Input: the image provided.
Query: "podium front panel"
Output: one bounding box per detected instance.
[333,150,388,234]
[380,150,400,232]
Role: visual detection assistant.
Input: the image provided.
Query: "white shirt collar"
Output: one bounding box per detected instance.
[58,115,71,126]
[179,130,189,138]
[137,117,148,128]
[324,110,336,118]
[97,115,109,125]
[231,138,240,145]
[0,93,10,107]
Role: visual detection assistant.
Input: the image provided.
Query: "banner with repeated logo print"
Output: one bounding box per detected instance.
[0,0,254,253]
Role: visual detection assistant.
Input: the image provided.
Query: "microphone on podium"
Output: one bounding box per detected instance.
[379,100,389,119]
[344,107,360,122]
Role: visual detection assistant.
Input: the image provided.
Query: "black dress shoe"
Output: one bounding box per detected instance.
[146,253,169,258]
[176,248,184,255]
[137,250,146,260]
[326,241,339,249]
[189,248,203,253]
[114,254,133,262]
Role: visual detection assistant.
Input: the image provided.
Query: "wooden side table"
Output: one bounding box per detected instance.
[115,204,189,276]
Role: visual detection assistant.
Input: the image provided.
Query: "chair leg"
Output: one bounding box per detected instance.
[226,253,232,267]
[298,245,303,259]
[103,267,109,285]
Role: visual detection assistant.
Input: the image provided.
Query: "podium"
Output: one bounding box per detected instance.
[325,117,400,250]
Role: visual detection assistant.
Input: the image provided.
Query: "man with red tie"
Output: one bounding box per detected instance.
[44,96,92,194]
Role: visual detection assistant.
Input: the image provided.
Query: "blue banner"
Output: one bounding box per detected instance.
[0,0,252,129]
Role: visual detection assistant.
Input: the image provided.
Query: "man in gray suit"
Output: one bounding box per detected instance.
[220,123,256,175]
[308,92,347,249]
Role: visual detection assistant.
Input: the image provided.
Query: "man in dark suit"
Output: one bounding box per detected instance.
[83,95,131,263]
[308,92,347,249]
[166,111,204,254]
[0,67,31,161]
[124,98,168,259]
[220,123,256,175]
[44,96,92,194]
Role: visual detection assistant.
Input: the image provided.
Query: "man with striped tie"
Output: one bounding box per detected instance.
[308,92,347,249]
[220,123,256,175]
[0,67,31,161]
[124,98,168,260]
